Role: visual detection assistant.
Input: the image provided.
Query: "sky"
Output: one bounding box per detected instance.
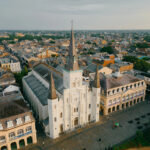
[0,0,150,30]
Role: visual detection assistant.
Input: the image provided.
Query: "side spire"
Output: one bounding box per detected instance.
[48,72,57,100]
[93,65,100,88]
[66,22,79,71]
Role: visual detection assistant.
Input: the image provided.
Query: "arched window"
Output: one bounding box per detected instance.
[108,108,111,113]
[60,112,63,118]
[54,117,57,122]
[74,117,78,126]
[112,90,115,94]
[26,126,32,132]
[9,132,15,138]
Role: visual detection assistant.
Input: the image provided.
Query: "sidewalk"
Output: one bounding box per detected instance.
[22,101,150,150]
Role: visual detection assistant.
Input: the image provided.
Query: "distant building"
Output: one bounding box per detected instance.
[0,72,15,87]
[37,50,58,59]
[0,56,21,73]
[15,33,25,37]
[110,61,133,73]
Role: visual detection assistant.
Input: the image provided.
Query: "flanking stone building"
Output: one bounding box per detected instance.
[97,72,146,115]
[0,98,37,150]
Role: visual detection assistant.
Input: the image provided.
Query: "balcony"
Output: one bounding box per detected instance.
[9,131,32,141]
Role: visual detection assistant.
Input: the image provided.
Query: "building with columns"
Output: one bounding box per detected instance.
[0,98,37,150]
[23,26,100,139]
[95,72,146,115]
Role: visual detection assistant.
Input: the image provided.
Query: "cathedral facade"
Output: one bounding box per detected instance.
[23,27,100,139]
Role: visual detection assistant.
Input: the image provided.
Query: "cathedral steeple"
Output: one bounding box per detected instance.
[48,72,57,100]
[66,22,79,71]
[69,21,76,57]
[93,66,100,88]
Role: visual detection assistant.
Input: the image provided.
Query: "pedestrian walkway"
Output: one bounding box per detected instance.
[22,101,150,150]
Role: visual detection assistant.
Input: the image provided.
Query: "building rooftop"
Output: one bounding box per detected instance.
[100,73,142,90]
[90,73,142,90]
[0,99,30,119]
[24,63,64,106]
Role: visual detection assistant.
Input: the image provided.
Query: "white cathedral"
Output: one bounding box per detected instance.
[23,27,100,139]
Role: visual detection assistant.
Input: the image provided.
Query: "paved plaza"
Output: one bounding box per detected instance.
[22,101,150,150]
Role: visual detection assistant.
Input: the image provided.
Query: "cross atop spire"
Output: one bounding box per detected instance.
[93,65,100,88]
[66,22,79,71]
[48,72,57,100]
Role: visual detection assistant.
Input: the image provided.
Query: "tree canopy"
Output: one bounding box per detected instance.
[101,46,114,54]
[123,56,150,72]
[144,36,150,42]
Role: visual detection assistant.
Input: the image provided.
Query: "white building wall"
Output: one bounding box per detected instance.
[10,62,21,73]
[47,69,100,139]
[23,77,48,121]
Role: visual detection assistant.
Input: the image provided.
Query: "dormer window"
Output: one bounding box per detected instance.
[25,116,31,123]
[16,118,22,125]
[0,123,3,130]
[17,129,24,136]
[0,136,5,143]
[7,121,13,128]
[117,88,120,92]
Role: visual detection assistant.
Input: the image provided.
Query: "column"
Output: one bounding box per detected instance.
[104,107,108,115]
[7,144,11,150]
[16,141,20,149]
[24,138,28,146]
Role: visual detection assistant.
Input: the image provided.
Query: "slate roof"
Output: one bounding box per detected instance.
[25,74,48,106]
[0,99,34,130]
[24,63,63,106]
[86,63,103,73]
[0,99,30,119]
[91,73,142,90]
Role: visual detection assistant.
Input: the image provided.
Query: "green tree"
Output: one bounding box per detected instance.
[144,36,150,42]
[123,56,150,72]
[101,46,114,54]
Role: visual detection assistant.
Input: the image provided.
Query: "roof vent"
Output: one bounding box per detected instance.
[113,71,122,78]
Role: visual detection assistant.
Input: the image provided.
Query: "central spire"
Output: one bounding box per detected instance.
[66,22,79,71]
[69,21,76,57]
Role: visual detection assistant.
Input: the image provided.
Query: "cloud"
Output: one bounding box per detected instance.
[0,0,150,30]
